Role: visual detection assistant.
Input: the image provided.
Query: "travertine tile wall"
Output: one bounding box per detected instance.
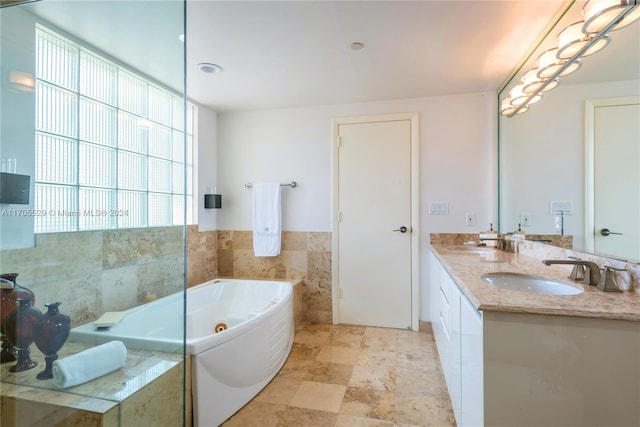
[216,230,332,324]
[0,227,184,326]
[186,225,217,287]
[0,226,332,328]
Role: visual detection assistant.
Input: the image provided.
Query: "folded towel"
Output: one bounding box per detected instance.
[253,182,282,257]
[52,340,127,389]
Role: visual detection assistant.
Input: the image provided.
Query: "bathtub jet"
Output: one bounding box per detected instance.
[69,278,295,426]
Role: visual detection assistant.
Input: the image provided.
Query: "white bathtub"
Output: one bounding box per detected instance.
[69,278,294,426]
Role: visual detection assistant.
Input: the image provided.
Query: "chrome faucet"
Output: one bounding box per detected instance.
[567,256,586,281]
[597,265,625,292]
[542,259,601,286]
[479,237,516,252]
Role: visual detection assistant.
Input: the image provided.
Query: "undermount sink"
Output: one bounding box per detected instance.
[481,272,584,296]
[447,246,495,254]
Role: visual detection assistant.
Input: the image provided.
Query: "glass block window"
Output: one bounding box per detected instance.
[34,25,194,233]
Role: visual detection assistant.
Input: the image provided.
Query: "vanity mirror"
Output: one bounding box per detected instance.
[498,0,640,262]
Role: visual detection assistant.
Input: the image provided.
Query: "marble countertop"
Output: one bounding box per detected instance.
[1,341,182,412]
[431,244,640,322]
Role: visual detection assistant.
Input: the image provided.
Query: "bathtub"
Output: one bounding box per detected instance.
[69,278,294,426]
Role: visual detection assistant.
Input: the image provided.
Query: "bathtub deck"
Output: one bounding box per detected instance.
[222,323,454,426]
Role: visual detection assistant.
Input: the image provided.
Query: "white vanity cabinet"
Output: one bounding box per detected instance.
[459,291,483,426]
[429,250,640,426]
[429,252,483,427]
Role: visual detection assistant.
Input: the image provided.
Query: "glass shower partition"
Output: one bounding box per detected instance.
[0,1,188,425]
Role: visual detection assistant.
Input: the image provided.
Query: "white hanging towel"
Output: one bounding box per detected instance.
[253,182,282,256]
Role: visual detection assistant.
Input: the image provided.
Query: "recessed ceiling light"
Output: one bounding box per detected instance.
[178,33,185,43]
[197,63,223,74]
[350,42,364,50]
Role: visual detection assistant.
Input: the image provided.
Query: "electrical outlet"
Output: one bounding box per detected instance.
[520,212,531,227]
[465,212,476,226]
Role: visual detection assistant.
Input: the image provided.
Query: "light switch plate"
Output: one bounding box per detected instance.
[429,201,449,215]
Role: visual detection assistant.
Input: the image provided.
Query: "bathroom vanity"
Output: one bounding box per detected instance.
[429,243,640,426]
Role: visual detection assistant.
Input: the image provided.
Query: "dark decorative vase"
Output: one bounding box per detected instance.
[33,302,71,380]
[4,297,42,372]
[1,273,35,364]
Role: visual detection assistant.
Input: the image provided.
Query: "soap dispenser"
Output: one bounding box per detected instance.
[479,223,498,247]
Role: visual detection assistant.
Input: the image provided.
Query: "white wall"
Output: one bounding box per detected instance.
[500,79,640,249]
[213,92,497,321]
[194,103,218,231]
[0,7,37,250]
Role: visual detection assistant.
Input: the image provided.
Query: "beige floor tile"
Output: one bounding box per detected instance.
[349,365,395,392]
[396,331,436,353]
[355,349,396,368]
[278,357,316,382]
[333,324,367,335]
[340,386,395,421]
[289,381,347,413]
[254,377,302,405]
[221,401,286,427]
[294,328,332,345]
[393,395,456,426]
[276,406,339,426]
[224,324,455,426]
[316,345,359,364]
[335,414,395,426]
[328,327,365,348]
[289,342,322,360]
[304,361,354,385]
[364,327,399,339]
[361,335,398,352]
[396,350,440,371]
[395,368,447,397]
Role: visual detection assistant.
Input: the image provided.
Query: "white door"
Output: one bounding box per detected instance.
[333,114,416,329]
[593,103,640,260]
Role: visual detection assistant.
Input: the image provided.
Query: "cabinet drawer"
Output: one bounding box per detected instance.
[440,272,451,303]
[439,288,451,332]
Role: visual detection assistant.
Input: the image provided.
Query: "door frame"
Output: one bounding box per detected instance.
[331,112,420,331]
[584,96,640,253]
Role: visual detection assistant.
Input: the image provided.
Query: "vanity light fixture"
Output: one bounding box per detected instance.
[500,98,528,116]
[509,84,542,106]
[501,0,638,117]
[521,69,560,94]
[583,0,640,33]
[557,21,610,59]
[535,48,582,79]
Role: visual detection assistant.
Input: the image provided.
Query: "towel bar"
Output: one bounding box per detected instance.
[244,181,297,188]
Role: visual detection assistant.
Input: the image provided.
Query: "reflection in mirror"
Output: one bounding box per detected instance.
[499,0,640,262]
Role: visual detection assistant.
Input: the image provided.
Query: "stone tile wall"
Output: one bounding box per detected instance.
[0,227,184,327]
[0,226,333,328]
[186,225,217,287]
[216,230,332,324]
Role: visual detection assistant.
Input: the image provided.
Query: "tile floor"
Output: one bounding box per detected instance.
[222,324,456,426]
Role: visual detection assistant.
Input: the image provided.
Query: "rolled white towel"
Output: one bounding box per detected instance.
[52,341,127,389]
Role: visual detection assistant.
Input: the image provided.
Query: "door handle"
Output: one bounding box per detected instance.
[600,228,623,236]
[393,226,408,233]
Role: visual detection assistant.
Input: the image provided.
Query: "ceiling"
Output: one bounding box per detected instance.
[186,1,568,112]
[19,0,591,113]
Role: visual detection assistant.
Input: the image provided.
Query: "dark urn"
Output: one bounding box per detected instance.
[1,273,35,364]
[33,302,71,379]
[4,296,42,372]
